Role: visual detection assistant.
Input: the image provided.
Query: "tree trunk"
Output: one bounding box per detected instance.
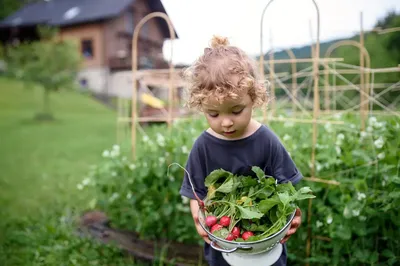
[43,87,50,115]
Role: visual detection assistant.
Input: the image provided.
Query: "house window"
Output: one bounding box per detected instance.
[81,39,94,59]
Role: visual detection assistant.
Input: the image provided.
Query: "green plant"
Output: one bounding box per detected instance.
[5,27,82,120]
[86,114,399,265]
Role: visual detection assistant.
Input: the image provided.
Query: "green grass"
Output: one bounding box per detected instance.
[0,77,139,265]
[0,77,118,218]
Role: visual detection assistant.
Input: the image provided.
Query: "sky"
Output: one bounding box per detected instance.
[160,0,400,65]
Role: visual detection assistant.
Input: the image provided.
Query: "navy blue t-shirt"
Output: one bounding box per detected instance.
[179,124,303,266]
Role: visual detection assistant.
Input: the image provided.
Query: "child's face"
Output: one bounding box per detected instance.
[202,91,253,139]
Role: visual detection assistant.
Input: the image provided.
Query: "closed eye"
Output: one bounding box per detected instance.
[208,113,219,117]
[232,109,244,115]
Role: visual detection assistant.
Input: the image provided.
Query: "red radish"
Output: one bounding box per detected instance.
[242,231,254,241]
[210,224,223,233]
[225,233,235,241]
[231,227,240,238]
[219,216,231,227]
[205,216,218,227]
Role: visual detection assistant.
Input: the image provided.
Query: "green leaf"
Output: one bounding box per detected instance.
[236,206,264,219]
[259,197,280,213]
[278,192,291,206]
[240,176,258,187]
[205,169,231,187]
[216,176,234,193]
[251,166,265,181]
[276,182,296,194]
[213,228,229,239]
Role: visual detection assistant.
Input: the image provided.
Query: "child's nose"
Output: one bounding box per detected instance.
[221,118,233,127]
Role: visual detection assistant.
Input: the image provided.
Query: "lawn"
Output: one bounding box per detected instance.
[0,77,138,265]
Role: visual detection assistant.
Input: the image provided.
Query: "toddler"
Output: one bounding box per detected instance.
[179,35,303,266]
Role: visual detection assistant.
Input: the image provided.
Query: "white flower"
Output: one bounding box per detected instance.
[343,206,351,218]
[382,180,386,186]
[181,145,189,154]
[359,216,367,221]
[352,209,360,217]
[335,133,345,146]
[374,137,384,149]
[126,192,132,199]
[102,150,110,158]
[181,196,189,204]
[112,144,120,151]
[374,121,385,129]
[360,131,367,138]
[350,124,356,129]
[142,135,150,142]
[326,215,333,224]
[316,162,323,172]
[159,157,165,164]
[335,146,341,156]
[110,149,120,158]
[357,192,366,201]
[168,175,175,182]
[368,116,377,126]
[77,184,84,190]
[324,122,332,133]
[111,171,117,177]
[109,193,119,202]
[316,220,323,228]
[156,133,165,147]
[129,164,136,170]
[377,152,385,160]
[82,178,90,186]
[367,126,373,132]
[283,134,291,141]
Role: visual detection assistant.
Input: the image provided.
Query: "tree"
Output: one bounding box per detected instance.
[5,25,83,120]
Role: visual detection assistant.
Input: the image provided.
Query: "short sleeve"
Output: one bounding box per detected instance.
[268,132,303,185]
[179,140,208,200]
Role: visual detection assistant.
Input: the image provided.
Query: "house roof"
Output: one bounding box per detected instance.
[0,0,178,39]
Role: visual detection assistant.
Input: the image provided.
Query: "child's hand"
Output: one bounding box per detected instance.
[189,199,211,244]
[280,208,302,244]
[194,216,211,244]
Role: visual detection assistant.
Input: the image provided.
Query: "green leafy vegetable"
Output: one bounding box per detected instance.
[204,166,315,242]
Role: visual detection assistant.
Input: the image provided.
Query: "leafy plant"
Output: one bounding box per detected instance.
[203,166,315,241]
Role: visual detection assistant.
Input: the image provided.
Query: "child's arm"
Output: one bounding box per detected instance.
[190,199,211,244]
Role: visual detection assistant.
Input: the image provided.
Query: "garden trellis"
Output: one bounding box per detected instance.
[115,0,400,263]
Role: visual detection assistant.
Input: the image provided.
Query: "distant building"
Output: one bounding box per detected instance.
[0,0,179,97]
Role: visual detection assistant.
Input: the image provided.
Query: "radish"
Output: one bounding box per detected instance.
[242,231,254,241]
[225,233,235,241]
[219,216,230,227]
[231,227,240,238]
[205,216,218,227]
[210,224,223,233]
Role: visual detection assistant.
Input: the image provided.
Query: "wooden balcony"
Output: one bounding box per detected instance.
[108,56,169,71]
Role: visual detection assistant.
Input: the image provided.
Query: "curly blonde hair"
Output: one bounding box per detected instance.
[183,35,269,111]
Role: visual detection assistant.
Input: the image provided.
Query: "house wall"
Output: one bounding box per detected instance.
[59,23,105,67]
[60,23,109,94]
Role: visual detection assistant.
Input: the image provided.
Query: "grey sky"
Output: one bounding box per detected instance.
[161,0,400,64]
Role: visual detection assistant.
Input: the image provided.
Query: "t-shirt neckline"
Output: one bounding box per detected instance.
[202,124,265,144]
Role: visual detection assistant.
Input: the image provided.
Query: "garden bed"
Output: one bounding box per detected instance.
[79,211,207,266]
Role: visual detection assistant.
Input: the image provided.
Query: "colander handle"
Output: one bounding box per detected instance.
[210,241,253,253]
